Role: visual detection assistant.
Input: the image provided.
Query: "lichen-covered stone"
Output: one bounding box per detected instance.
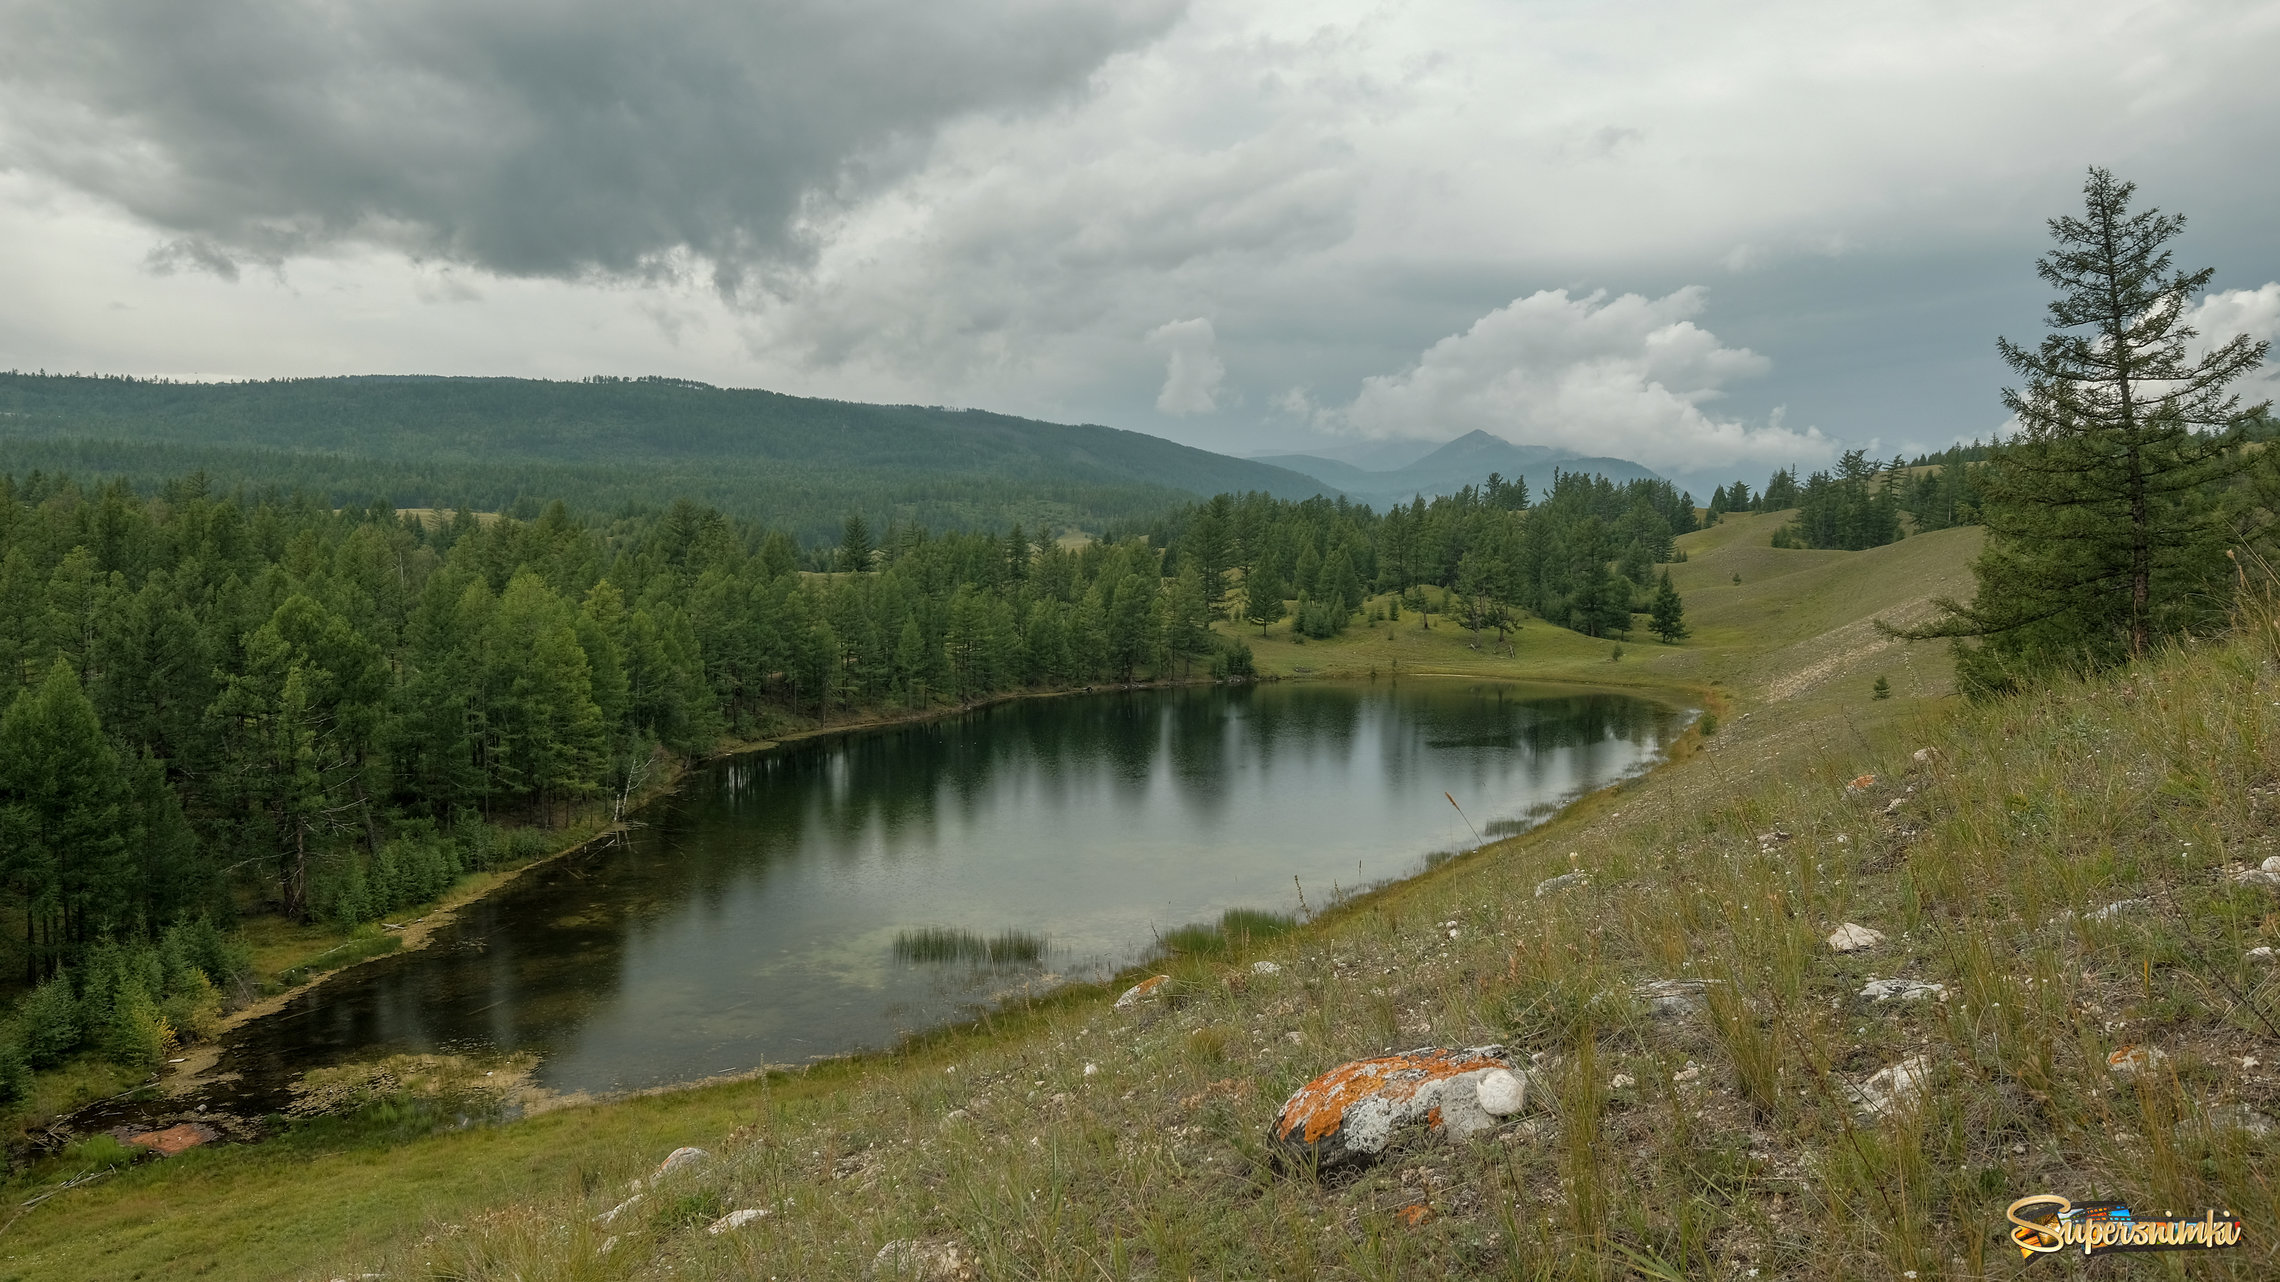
[1268,1045,1518,1170]
[653,1146,710,1181]
[1634,978,1712,1017]
[1113,975,1169,1009]
[1859,977,1945,1002]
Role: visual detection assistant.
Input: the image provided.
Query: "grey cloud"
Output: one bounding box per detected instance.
[0,0,1182,288]
[144,237,241,281]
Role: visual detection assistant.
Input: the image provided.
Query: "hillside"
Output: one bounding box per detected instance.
[1260,430,1666,509]
[0,373,1334,541]
[46,514,2267,1282]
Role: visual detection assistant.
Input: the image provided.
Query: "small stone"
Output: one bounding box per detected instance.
[1534,871,1589,898]
[594,1193,644,1225]
[1251,960,1282,975]
[654,1146,710,1180]
[1284,1031,1304,1045]
[1082,1062,1099,1076]
[1114,975,1170,1009]
[873,1238,976,1281]
[1846,1056,1932,1117]
[1845,773,1877,793]
[2197,1103,2278,1138]
[2249,946,2276,961]
[1827,923,1886,953]
[1446,927,1460,939]
[598,1235,619,1256]
[2108,1044,2168,1076]
[2265,855,2280,874]
[2085,899,2148,922]
[706,1208,769,1235]
[1395,1203,1434,1228]
[1859,977,1945,1003]
[1911,747,1940,765]
[1633,978,1713,1017]
[1672,1064,1702,1084]
[939,1109,970,1127]
[1756,829,1793,847]
[1474,1068,1526,1117]
[1609,1073,1637,1090]
[1882,797,1905,815]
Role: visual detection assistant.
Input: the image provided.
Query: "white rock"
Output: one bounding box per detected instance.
[1859,977,1945,1003]
[2265,855,2280,875]
[653,1146,710,1180]
[1474,1068,1526,1117]
[1827,923,1886,953]
[2249,946,2276,962]
[874,1238,975,1281]
[1609,1073,1637,1090]
[1534,871,1590,898]
[1082,1062,1099,1076]
[2198,1103,2278,1138]
[599,1235,619,1256]
[1672,1064,1702,1084]
[1250,961,1282,976]
[1912,747,1940,765]
[594,1193,644,1225]
[706,1208,769,1235]
[1847,1056,1932,1118]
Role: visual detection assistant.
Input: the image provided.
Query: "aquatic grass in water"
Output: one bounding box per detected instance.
[1157,908,1298,958]
[892,928,1045,966]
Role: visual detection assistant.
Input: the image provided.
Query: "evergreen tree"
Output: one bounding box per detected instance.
[837,515,874,573]
[1648,571,1689,644]
[1163,563,1212,677]
[0,660,128,979]
[1902,168,2273,691]
[1243,561,1287,635]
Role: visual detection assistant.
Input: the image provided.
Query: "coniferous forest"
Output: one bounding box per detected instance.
[0,463,1700,1090]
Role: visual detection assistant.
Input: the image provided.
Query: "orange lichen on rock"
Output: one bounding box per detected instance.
[1113,975,1170,1009]
[1396,1204,1435,1228]
[1269,1045,1516,1170]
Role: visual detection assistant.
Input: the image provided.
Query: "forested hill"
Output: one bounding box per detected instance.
[0,373,1333,542]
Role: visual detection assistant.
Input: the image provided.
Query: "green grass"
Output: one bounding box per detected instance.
[63,518,2269,1280]
[1155,909,1299,960]
[891,928,1047,966]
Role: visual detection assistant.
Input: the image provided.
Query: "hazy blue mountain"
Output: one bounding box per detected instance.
[0,372,1335,539]
[1258,430,1664,507]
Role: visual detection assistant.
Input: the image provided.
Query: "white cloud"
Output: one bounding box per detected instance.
[2188,283,2280,410]
[1148,317,1225,415]
[1337,287,1829,474]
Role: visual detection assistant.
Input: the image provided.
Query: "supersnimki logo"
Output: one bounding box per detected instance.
[2006,1195,2244,1260]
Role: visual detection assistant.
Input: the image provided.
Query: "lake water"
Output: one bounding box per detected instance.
[179,679,1688,1112]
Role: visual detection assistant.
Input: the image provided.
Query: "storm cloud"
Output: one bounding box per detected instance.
[0,0,1181,286]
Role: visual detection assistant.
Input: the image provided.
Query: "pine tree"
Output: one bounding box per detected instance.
[837,515,874,574]
[1163,563,1212,678]
[0,660,128,978]
[1648,571,1689,643]
[1902,168,2273,691]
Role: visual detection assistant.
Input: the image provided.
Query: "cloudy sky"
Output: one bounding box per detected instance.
[2,0,2276,495]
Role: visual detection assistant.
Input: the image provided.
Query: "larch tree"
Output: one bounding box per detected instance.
[1900,168,2274,693]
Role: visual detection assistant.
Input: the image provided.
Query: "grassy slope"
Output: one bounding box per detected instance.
[44,518,2280,1280]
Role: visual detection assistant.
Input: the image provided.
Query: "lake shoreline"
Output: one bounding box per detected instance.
[122,664,1704,1129]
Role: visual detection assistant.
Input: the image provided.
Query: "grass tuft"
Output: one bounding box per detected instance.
[891,927,1045,965]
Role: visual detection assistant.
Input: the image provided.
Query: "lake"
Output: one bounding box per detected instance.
[174,679,1688,1114]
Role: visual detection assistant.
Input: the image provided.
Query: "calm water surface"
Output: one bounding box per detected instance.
[203,679,1687,1107]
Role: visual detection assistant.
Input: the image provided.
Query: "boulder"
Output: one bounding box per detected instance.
[1826,923,1885,953]
[706,1208,769,1235]
[1113,975,1170,1009]
[1846,1056,1932,1118]
[1859,977,1945,1003]
[2195,1103,2278,1138]
[1268,1045,1524,1170]
[654,1146,710,1181]
[874,1238,978,1281]
[123,1122,218,1157]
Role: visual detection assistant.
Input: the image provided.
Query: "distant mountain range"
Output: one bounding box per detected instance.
[1255,430,1665,508]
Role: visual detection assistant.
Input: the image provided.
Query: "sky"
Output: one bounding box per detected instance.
[2,0,2277,498]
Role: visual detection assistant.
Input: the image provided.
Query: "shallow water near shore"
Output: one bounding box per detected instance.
[106,678,1688,1126]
